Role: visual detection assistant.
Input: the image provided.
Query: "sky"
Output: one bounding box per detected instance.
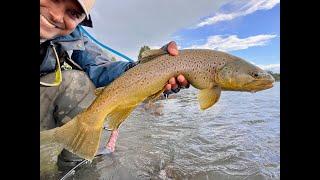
[85,0,280,73]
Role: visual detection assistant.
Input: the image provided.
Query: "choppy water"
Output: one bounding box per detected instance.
[61,82,280,180]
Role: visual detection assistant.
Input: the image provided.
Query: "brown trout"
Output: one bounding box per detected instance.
[40,49,274,167]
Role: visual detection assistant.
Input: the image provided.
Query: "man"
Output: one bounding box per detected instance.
[40,0,189,171]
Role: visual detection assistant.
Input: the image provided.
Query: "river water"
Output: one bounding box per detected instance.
[59,82,280,180]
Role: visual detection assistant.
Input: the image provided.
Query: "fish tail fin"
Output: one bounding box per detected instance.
[53,116,103,161]
[40,127,56,145]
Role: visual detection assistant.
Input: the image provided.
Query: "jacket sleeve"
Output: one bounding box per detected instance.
[71,35,136,88]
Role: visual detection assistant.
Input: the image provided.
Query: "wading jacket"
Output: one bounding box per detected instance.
[40,26,135,88]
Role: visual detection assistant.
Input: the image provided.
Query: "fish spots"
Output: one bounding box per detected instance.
[218,62,226,67]
[206,67,214,76]
[142,77,148,85]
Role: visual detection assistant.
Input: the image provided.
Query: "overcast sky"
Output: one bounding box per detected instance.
[84,0,280,73]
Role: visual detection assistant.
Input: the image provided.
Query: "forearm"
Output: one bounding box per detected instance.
[71,33,136,87]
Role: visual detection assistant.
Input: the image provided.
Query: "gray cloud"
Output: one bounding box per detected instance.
[85,0,228,60]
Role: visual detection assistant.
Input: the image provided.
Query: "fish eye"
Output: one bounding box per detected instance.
[249,72,259,78]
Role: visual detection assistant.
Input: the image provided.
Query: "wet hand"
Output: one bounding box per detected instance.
[165,75,190,92]
[162,41,190,96]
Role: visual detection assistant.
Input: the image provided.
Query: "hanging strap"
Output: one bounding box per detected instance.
[40,42,63,87]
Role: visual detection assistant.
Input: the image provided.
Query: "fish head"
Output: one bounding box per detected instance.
[215,56,275,92]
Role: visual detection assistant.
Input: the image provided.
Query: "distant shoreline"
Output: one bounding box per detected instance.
[267,71,280,81]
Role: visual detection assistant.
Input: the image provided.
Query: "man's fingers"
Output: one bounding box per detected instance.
[168,77,176,86]
[164,74,189,97]
[177,75,186,84]
[179,80,189,87]
[177,75,189,88]
[166,76,188,91]
[168,77,179,90]
[165,84,172,91]
[167,41,179,56]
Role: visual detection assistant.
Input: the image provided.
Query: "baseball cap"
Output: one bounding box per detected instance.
[77,0,96,27]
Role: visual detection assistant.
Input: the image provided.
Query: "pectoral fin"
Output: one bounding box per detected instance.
[197,86,221,110]
[145,88,166,102]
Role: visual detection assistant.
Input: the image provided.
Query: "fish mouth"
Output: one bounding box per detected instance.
[252,82,274,92]
[245,79,275,92]
[242,71,275,92]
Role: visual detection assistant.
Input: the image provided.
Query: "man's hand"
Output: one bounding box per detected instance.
[162,41,190,96]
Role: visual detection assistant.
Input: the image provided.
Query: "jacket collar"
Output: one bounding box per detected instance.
[50,26,85,51]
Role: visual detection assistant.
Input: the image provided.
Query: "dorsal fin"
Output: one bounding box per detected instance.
[138,49,168,64]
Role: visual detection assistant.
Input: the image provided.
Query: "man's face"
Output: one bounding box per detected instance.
[40,0,86,39]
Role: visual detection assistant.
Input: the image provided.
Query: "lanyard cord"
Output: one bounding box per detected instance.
[40,42,63,87]
[79,26,134,62]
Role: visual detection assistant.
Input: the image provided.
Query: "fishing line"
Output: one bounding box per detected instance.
[59,159,89,180]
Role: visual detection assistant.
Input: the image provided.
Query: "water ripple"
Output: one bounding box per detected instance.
[72,83,280,180]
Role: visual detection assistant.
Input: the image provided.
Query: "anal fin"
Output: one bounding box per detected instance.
[107,106,137,130]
